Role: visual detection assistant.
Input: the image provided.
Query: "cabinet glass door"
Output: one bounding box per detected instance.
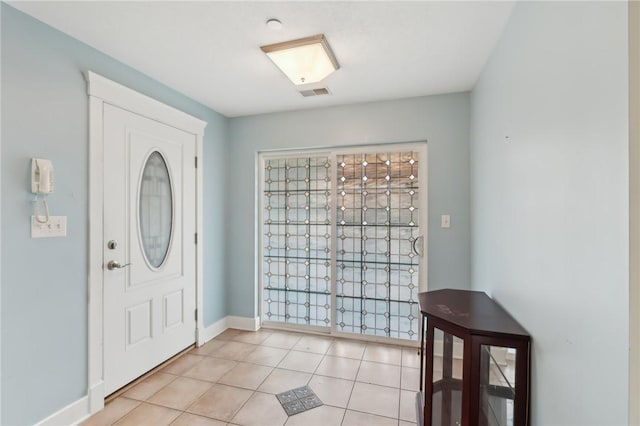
[431,327,464,426]
[479,345,516,426]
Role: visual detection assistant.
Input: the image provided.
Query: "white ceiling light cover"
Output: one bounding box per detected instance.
[261,34,339,86]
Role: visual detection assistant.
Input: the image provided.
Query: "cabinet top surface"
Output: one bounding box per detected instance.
[418,289,530,340]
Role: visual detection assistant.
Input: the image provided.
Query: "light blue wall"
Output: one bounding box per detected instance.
[228,94,471,317]
[470,2,629,424]
[0,4,228,425]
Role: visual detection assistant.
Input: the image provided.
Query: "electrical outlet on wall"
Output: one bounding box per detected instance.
[31,216,67,238]
[441,214,451,228]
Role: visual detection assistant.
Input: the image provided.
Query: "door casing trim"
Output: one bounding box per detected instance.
[85,71,206,414]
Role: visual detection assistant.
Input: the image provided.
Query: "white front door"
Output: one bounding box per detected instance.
[103,103,197,395]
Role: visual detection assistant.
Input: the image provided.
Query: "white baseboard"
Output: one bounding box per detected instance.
[227,315,260,331]
[200,315,229,343]
[35,395,90,426]
[199,315,260,346]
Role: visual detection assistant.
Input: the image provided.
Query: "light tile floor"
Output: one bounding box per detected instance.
[83,328,421,426]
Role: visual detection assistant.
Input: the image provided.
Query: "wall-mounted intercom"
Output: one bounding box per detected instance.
[31,158,54,195]
[30,158,66,238]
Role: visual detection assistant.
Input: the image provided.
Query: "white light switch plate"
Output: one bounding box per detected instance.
[31,216,67,238]
[441,214,451,228]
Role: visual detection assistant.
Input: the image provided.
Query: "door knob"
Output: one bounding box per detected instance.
[411,235,424,257]
[107,260,131,270]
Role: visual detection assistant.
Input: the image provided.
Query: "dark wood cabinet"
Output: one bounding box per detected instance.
[417,290,531,426]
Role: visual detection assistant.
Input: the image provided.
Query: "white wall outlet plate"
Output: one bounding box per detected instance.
[31,216,67,238]
[441,214,451,228]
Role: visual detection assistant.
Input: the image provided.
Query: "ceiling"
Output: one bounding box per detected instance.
[9,1,515,117]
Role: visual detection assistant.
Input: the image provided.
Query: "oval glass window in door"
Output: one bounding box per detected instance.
[139,151,173,268]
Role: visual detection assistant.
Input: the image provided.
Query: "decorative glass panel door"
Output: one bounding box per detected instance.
[262,156,333,327]
[334,150,423,341]
[260,144,426,342]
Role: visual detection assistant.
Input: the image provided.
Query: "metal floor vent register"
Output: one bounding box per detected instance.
[276,386,323,416]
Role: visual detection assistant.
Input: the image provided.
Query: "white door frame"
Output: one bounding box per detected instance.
[629,1,640,424]
[85,71,206,414]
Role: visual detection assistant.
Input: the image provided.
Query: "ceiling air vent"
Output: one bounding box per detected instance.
[300,88,330,97]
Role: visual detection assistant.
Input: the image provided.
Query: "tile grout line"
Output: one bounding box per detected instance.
[163,333,280,425]
[226,332,303,426]
[340,340,368,426]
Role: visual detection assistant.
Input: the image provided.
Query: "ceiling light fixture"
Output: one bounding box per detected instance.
[261,34,339,86]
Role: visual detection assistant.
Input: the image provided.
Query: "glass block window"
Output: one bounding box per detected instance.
[335,152,420,341]
[262,157,332,326]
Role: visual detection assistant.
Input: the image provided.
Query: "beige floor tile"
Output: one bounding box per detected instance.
[326,340,366,359]
[230,392,288,426]
[242,345,288,367]
[122,372,176,401]
[292,335,333,354]
[162,354,206,375]
[146,376,212,410]
[192,339,228,356]
[113,402,181,426]
[171,413,227,426]
[257,368,311,394]
[399,421,416,426]
[307,375,354,408]
[347,382,399,419]
[363,344,402,365]
[401,366,420,391]
[183,357,237,382]
[214,328,242,341]
[209,341,257,360]
[81,397,140,426]
[341,410,397,426]
[401,347,421,368]
[261,331,302,349]
[231,329,273,345]
[277,350,323,373]
[356,361,401,388]
[315,356,361,380]
[399,389,417,422]
[187,384,253,422]
[218,362,273,390]
[283,405,345,426]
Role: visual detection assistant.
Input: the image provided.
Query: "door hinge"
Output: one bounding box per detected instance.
[195,232,198,244]
[195,156,198,168]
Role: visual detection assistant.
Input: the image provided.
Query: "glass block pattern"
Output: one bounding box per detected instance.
[263,157,332,327]
[335,152,420,341]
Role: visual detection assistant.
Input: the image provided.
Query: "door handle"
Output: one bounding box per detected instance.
[107,260,132,270]
[411,235,424,257]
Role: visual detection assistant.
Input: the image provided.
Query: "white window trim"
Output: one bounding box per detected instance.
[85,71,206,415]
